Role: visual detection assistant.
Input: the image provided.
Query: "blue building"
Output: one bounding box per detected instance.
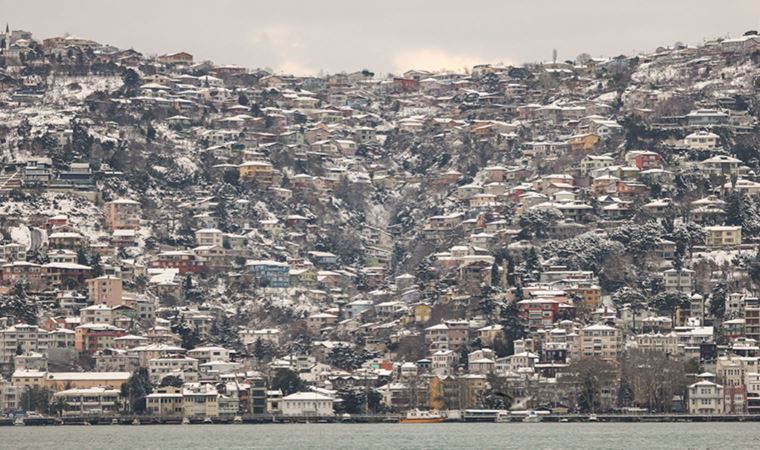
[246,260,290,288]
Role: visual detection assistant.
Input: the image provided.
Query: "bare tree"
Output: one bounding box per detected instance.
[620,350,687,412]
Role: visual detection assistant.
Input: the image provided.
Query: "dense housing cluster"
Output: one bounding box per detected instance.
[3,26,760,419]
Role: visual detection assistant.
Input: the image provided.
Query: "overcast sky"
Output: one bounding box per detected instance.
[4,1,760,75]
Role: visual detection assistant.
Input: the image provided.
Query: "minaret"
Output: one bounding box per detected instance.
[4,23,9,51]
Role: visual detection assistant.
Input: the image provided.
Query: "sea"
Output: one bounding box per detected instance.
[4,422,760,449]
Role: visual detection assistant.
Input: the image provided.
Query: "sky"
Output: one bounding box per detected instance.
[3,1,760,75]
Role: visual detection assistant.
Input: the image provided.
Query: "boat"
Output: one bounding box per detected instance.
[13,417,24,426]
[132,418,141,425]
[587,414,599,422]
[494,411,511,423]
[559,418,569,423]
[111,418,119,425]
[399,409,446,424]
[522,411,542,423]
[233,416,243,424]
[203,417,213,424]
[181,417,191,425]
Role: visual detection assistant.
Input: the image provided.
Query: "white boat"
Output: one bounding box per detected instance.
[233,416,243,424]
[13,417,24,426]
[132,418,141,425]
[400,409,445,423]
[181,417,191,425]
[494,411,511,423]
[522,411,542,423]
[587,414,599,422]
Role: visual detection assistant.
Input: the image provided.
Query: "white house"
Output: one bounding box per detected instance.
[688,373,725,415]
[684,131,719,150]
[281,392,335,416]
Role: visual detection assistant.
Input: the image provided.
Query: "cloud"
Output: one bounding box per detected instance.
[245,25,317,74]
[392,48,510,73]
[277,60,319,76]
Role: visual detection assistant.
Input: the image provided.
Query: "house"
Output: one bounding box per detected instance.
[704,226,741,248]
[195,228,224,248]
[518,298,561,329]
[568,133,599,153]
[150,251,202,274]
[158,52,193,65]
[578,324,622,362]
[684,131,720,150]
[34,371,130,391]
[246,260,289,288]
[688,373,725,414]
[48,232,84,250]
[182,383,219,418]
[146,386,184,417]
[580,155,614,176]
[148,355,199,383]
[74,324,126,353]
[0,243,27,262]
[625,150,663,170]
[431,349,459,375]
[52,387,121,416]
[282,392,335,416]
[686,109,728,127]
[663,269,694,293]
[186,346,231,364]
[699,155,748,177]
[103,199,141,230]
[87,275,123,307]
[239,161,274,185]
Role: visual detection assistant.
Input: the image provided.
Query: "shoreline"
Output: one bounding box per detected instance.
[7,414,760,426]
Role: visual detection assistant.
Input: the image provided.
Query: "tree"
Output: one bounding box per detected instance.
[253,338,276,362]
[563,358,618,413]
[159,375,185,388]
[612,287,646,332]
[121,368,153,414]
[671,222,706,267]
[620,350,686,412]
[121,68,140,95]
[725,191,760,237]
[335,386,382,414]
[0,282,38,325]
[16,118,32,148]
[498,300,526,355]
[146,123,157,142]
[90,254,104,277]
[327,346,374,371]
[20,387,53,413]
[653,291,690,325]
[171,321,201,350]
[518,207,562,240]
[708,281,727,321]
[270,369,305,395]
[71,119,94,159]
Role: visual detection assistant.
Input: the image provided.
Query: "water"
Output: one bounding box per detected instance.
[4,423,760,449]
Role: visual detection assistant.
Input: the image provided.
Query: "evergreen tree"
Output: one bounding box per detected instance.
[270,369,305,395]
[708,281,727,321]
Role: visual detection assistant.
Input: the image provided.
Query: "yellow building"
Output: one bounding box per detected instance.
[704,226,742,248]
[12,370,131,391]
[568,133,600,153]
[567,284,601,310]
[413,304,432,324]
[239,161,274,185]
